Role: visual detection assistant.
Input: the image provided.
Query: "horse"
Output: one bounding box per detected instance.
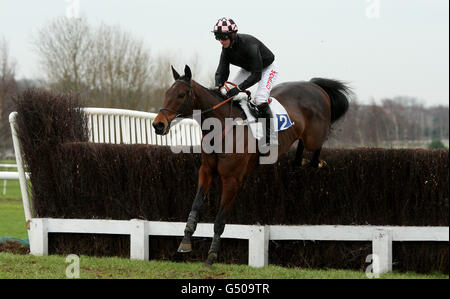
[152,65,351,266]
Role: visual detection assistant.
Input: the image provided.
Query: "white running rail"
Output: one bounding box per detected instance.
[84,108,202,146]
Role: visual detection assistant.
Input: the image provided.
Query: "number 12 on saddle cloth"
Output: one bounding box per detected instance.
[221,82,294,140]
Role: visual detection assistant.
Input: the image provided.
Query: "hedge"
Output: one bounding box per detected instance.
[14,89,449,273]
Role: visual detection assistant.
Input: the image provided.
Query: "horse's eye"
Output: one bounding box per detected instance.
[178,93,186,98]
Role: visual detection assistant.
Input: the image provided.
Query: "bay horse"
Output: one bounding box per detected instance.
[152,65,351,266]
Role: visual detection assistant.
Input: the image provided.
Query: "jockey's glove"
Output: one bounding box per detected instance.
[226,87,240,98]
[214,85,227,96]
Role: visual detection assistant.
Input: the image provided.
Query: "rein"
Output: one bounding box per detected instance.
[159,81,246,120]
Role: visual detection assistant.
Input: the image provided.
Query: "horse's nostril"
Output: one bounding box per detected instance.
[153,122,165,133]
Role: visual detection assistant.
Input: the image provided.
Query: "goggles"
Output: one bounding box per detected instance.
[214,33,231,41]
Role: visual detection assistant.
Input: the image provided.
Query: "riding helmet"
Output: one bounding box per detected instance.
[213,17,238,41]
[213,17,238,33]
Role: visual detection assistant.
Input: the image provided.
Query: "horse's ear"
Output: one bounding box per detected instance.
[171,65,181,81]
[184,65,192,81]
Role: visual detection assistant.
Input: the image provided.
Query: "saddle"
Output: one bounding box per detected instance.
[234,92,294,141]
[221,82,294,141]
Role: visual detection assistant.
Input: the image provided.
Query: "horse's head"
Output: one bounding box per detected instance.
[152,65,194,135]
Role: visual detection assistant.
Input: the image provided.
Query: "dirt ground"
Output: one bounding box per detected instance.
[0,240,30,255]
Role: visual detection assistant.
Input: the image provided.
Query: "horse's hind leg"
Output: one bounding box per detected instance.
[178,164,213,253]
[309,148,327,168]
[294,140,304,165]
[295,139,310,167]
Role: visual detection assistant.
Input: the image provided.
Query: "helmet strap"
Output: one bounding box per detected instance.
[230,33,237,47]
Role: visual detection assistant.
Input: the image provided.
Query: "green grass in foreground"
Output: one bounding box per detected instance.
[0,253,447,279]
[0,158,28,239]
[0,160,29,239]
[0,199,27,239]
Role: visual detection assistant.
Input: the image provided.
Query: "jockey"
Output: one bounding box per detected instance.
[213,17,279,146]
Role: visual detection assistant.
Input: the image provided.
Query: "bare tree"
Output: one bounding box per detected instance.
[33,17,156,110]
[0,37,17,117]
[33,17,92,92]
[0,37,18,156]
[85,23,153,109]
[33,16,215,112]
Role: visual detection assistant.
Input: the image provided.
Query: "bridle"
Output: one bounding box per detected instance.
[158,80,248,124]
[159,79,195,125]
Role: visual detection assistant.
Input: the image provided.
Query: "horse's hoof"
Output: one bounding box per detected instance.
[318,160,328,168]
[177,242,192,253]
[204,252,217,267]
[301,158,310,167]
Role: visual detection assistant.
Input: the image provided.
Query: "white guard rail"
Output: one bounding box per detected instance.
[84,108,202,146]
[28,219,449,273]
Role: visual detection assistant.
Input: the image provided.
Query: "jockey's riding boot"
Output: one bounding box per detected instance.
[258,103,278,147]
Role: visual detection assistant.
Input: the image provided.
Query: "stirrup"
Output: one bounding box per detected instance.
[260,132,279,147]
[258,103,278,146]
[247,101,259,118]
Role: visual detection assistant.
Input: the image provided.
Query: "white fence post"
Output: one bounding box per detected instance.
[372,228,393,274]
[248,225,269,268]
[130,219,149,260]
[29,218,48,256]
[9,112,33,225]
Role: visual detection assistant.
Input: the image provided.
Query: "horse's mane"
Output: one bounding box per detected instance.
[205,86,228,100]
[176,78,245,117]
[178,76,228,101]
[196,82,246,119]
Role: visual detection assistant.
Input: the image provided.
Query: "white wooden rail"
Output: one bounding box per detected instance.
[84,108,202,146]
[8,108,450,274]
[0,164,18,168]
[28,218,449,273]
[0,164,21,195]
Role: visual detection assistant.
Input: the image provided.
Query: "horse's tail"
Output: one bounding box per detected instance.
[310,78,351,123]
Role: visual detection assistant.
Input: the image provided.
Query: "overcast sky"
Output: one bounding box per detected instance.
[0,0,448,106]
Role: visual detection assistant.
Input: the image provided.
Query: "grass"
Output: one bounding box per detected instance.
[0,199,27,239]
[0,159,28,239]
[0,252,447,279]
[0,180,21,200]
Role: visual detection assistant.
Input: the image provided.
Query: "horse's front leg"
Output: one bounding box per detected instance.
[178,164,214,253]
[205,175,241,266]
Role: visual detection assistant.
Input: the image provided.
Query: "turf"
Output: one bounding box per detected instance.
[0,200,27,239]
[0,159,28,239]
[0,252,447,279]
